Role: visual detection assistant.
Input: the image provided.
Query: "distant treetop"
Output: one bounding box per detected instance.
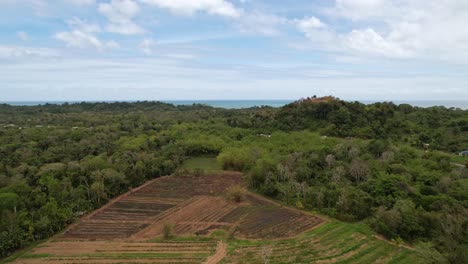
[296,96,338,104]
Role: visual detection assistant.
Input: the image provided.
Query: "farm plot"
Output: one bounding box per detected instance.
[134,192,323,240]
[235,206,322,239]
[220,194,323,239]
[14,240,217,264]
[10,171,329,264]
[221,221,421,264]
[134,196,239,239]
[63,172,244,240]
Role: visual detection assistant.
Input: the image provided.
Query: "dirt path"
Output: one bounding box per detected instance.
[374,235,416,251]
[204,241,227,264]
[450,162,466,168]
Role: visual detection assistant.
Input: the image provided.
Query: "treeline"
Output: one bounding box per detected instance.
[273,97,468,152]
[0,126,183,257]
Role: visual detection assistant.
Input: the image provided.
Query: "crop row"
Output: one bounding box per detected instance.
[221,221,419,264]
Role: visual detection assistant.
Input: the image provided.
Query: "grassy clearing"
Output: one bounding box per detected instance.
[450,154,467,164]
[221,220,422,264]
[181,157,222,170]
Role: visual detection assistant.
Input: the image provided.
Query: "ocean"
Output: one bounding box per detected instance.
[1,100,467,110]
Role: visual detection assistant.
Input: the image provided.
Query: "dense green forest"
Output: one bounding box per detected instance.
[0,97,467,263]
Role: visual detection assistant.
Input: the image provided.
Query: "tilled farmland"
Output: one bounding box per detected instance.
[11,171,325,264]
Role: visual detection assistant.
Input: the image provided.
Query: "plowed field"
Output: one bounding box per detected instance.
[8,171,417,264]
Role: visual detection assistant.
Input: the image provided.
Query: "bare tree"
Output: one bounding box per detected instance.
[325,154,336,168]
[381,151,395,163]
[336,188,350,212]
[348,147,360,159]
[277,163,296,182]
[349,159,370,184]
[331,166,346,183]
[314,188,325,209]
[260,245,273,264]
[293,181,308,200]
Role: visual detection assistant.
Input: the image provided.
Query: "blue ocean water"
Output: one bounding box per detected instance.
[0,100,294,109]
[1,100,467,109]
[164,100,293,109]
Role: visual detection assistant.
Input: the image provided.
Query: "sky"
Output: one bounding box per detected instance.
[1,0,468,101]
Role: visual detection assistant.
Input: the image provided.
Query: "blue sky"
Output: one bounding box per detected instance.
[0,0,467,101]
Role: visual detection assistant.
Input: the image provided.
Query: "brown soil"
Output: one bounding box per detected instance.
[63,172,244,240]
[13,171,325,264]
[133,196,238,239]
[203,241,227,264]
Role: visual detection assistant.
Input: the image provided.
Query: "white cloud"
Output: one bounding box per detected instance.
[67,17,100,33]
[295,17,338,49]
[55,18,119,50]
[139,39,156,55]
[65,0,95,5]
[345,28,415,58]
[297,0,468,62]
[0,45,59,59]
[333,0,388,21]
[16,31,30,41]
[99,0,144,35]
[235,12,287,36]
[140,0,240,18]
[55,31,119,50]
[297,17,325,30]
[1,58,468,101]
[164,53,197,60]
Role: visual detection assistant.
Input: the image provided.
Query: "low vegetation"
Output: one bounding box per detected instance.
[222,220,420,264]
[163,222,174,240]
[225,185,246,203]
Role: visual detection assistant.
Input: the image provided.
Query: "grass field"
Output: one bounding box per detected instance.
[221,220,421,264]
[181,157,222,170]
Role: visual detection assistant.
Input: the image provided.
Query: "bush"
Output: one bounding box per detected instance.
[226,185,246,203]
[163,223,174,240]
[217,147,257,171]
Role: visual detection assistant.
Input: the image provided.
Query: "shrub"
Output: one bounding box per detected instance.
[226,185,246,203]
[163,223,174,240]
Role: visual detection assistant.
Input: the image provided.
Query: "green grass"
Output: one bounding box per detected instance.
[221,221,422,264]
[149,235,216,243]
[19,254,53,259]
[450,154,467,164]
[181,157,222,170]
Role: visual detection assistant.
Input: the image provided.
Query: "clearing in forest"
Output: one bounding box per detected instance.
[7,171,419,264]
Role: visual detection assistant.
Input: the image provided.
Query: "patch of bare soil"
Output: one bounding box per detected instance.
[204,241,227,264]
[133,196,238,239]
[13,171,325,264]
